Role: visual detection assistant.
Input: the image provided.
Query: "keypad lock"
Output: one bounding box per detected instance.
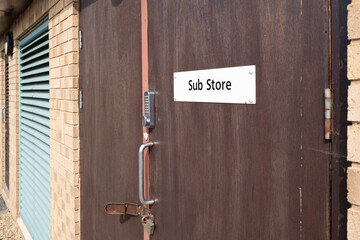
[142,91,155,128]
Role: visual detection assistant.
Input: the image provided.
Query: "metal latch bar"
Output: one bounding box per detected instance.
[105,202,141,216]
[104,202,152,217]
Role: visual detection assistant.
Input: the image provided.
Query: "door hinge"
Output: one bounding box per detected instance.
[324,88,332,140]
[79,90,83,109]
[79,30,82,49]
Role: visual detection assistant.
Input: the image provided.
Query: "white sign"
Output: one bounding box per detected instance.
[174,65,256,104]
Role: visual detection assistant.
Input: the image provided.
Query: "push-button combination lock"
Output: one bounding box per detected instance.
[142,91,155,128]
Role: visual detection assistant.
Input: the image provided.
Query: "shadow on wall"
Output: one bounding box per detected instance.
[111,0,124,7]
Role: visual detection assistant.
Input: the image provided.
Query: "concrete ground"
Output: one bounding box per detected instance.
[0,195,24,240]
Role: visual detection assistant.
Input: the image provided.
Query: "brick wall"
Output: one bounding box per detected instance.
[49,1,80,239]
[348,0,360,239]
[0,0,79,239]
[8,43,20,218]
[0,43,21,219]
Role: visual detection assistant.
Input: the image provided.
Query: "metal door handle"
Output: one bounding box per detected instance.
[1,107,5,123]
[139,141,155,205]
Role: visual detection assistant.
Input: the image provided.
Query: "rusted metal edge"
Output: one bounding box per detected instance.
[141,0,151,239]
[105,202,140,216]
[105,202,153,217]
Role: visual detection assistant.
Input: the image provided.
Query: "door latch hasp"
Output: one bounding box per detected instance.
[105,202,155,235]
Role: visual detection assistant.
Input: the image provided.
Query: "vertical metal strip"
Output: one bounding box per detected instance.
[142,0,149,132]
[141,0,151,239]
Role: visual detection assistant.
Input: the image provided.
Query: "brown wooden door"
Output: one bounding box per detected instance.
[148,1,330,239]
[80,0,333,239]
[79,1,143,239]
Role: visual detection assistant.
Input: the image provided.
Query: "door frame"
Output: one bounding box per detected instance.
[330,0,350,239]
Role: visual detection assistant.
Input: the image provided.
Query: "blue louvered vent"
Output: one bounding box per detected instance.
[19,21,50,240]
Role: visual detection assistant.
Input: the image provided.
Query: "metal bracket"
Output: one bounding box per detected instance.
[1,107,5,123]
[79,90,83,109]
[79,30,82,49]
[324,88,332,140]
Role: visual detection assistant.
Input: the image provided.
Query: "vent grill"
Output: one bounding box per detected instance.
[4,55,9,189]
[19,20,50,240]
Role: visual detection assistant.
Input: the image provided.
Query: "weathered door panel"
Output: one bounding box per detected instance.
[79,0,143,239]
[148,1,329,239]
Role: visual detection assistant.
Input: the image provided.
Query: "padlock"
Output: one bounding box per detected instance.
[142,215,155,235]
